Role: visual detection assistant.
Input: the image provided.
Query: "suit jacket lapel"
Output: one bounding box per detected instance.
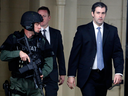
[49,27,55,47]
[103,23,110,46]
[88,22,97,47]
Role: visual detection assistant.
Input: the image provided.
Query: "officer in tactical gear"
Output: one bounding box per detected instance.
[0,11,53,96]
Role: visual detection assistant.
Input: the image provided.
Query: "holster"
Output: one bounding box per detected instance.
[3,80,26,96]
[3,80,11,96]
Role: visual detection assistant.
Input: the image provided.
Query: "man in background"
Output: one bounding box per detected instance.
[38,6,66,96]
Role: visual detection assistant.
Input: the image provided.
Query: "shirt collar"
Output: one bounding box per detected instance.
[41,26,49,32]
[93,21,104,30]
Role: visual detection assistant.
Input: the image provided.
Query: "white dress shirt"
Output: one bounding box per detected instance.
[92,21,104,69]
[41,26,51,44]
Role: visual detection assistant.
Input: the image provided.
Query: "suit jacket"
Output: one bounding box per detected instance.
[68,22,124,89]
[44,27,66,82]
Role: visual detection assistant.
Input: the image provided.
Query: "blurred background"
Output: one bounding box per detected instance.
[0,0,127,96]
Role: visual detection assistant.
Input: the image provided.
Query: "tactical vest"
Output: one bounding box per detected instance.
[5,30,45,77]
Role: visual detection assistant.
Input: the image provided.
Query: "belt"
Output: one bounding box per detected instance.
[11,72,33,78]
[92,69,104,72]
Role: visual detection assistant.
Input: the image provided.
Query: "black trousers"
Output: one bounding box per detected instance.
[80,69,107,96]
[43,76,59,96]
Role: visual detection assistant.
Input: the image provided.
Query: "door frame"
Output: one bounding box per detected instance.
[125,0,128,96]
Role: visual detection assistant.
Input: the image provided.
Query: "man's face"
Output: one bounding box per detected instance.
[92,7,106,26]
[38,10,51,28]
[34,22,41,33]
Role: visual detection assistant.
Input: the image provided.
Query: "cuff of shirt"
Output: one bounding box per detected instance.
[115,73,123,77]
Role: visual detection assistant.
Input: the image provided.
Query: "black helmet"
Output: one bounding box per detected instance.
[20,11,43,31]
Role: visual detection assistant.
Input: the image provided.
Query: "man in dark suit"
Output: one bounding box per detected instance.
[67,2,124,96]
[37,6,66,96]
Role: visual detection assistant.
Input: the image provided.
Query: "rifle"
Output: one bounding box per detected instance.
[17,35,44,96]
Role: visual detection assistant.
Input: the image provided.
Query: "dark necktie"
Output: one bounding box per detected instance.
[43,29,46,38]
[97,27,104,70]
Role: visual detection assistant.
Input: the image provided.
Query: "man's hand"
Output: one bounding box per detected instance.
[113,74,122,85]
[40,75,43,80]
[19,51,30,62]
[67,77,76,89]
[59,75,65,85]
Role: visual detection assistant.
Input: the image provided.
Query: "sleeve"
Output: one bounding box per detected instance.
[0,34,20,61]
[112,28,124,74]
[68,26,83,76]
[42,57,53,78]
[0,50,20,61]
[56,31,66,75]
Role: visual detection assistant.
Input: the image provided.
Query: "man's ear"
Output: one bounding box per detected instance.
[91,12,94,18]
[48,16,51,20]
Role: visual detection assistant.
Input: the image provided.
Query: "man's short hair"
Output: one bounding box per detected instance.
[91,2,107,13]
[37,6,50,16]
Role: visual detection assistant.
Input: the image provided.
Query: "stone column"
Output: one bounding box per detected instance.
[56,0,66,38]
[55,1,65,96]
